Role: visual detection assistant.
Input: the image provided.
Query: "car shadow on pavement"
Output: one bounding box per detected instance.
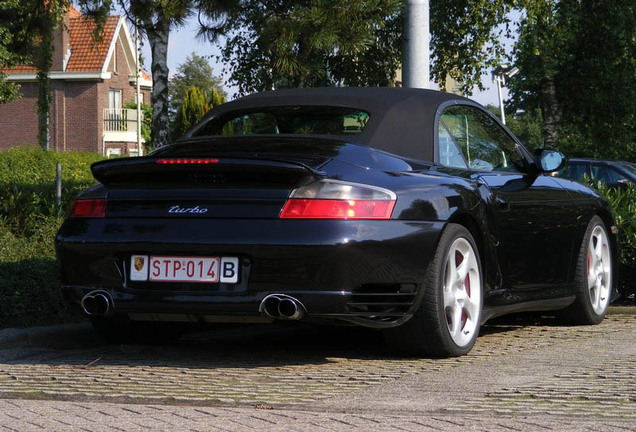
[1,313,565,370]
[480,312,563,335]
[2,322,402,368]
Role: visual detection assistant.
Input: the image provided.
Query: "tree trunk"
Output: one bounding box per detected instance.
[539,72,561,150]
[35,10,56,150]
[146,18,170,149]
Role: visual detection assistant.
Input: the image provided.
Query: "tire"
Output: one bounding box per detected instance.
[385,224,483,357]
[90,315,186,344]
[561,216,612,324]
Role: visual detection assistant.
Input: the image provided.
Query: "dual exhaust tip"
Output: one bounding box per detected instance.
[81,290,113,317]
[83,291,305,321]
[259,294,306,320]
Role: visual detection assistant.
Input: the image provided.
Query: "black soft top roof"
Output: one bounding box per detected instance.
[185,87,474,161]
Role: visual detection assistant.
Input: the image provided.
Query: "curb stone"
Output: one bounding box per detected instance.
[0,328,29,349]
[608,305,636,315]
[0,322,93,350]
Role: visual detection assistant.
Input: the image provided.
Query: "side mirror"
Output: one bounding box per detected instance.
[535,149,566,173]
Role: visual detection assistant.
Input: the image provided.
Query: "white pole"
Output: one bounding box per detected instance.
[496,75,506,125]
[55,163,62,207]
[135,20,142,156]
[403,0,430,88]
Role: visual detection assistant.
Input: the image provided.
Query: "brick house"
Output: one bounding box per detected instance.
[0,6,152,156]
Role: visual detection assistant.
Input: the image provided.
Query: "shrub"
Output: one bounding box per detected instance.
[0,148,103,329]
[594,181,636,303]
[0,147,101,236]
[0,146,102,185]
[0,218,82,328]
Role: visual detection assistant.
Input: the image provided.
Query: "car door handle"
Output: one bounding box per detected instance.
[495,195,510,211]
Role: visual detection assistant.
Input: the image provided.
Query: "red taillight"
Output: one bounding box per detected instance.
[157,158,219,165]
[69,199,107,218]
[280,199,395,219]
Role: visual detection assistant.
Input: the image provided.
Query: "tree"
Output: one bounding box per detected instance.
[77,0,238,149]
[221,0,404,95]
[172,86,224,138]
[508,0,636,159]
[506,108,544,152]
[0,34,22,104]
[561,0,636,160]
[0,0,27,104]
[208,88,225,108]
[168,53,225,120]
[506,1,576,150]
[430,0,513,93]
[175,86,207,136]
[222,1,525,96]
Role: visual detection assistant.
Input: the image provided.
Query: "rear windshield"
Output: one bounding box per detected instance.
[192,106,370,137]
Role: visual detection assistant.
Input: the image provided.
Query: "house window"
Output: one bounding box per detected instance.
[135,92,144,105]
[107,90,123,132]
[109,89,122,110]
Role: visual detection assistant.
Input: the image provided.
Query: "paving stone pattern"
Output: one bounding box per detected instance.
[0,315,634,430]
[0,317,630,406]
[1,398,634,432]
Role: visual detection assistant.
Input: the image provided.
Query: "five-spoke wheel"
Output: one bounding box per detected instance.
[587,224,611,316]
[443,237,481,348]
[562,216,612,324]
[385,224,483,357]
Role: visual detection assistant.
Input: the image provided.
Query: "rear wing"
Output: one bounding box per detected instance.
[91,157,327,188]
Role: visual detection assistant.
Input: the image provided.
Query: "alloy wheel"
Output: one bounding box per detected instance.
[443,237,481,347]
[587,225,611,315]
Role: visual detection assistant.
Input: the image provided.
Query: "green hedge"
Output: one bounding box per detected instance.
[0,146,103,185]
[594,181,636,303]
[0,147,102,328]
[0,218,81,328]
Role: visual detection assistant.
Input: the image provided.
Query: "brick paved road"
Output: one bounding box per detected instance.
[0,314,634,431]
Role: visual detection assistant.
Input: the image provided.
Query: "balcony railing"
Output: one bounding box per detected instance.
[103,108,141,133]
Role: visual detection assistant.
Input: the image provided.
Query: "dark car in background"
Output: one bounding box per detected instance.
[56,87,618,357]
[559,158,636,189]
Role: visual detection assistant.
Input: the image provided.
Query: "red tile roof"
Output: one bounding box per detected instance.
[4,64,38,74]
[3,7,149,81]
[66,15,119,72]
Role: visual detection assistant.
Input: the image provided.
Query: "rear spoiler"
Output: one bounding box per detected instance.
[91,156,327,188]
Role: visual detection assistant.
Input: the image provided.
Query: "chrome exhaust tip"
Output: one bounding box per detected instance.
[260,294,282,319]
[259,294,306,320]
[278,297,304,320]
[81,290,114,317]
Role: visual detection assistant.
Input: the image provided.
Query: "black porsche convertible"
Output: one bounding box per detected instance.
[56,87,617,357]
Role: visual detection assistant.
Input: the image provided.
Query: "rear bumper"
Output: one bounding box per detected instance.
[56,218,444,328]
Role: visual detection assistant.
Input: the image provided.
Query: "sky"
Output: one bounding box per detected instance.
[133,14,511,107]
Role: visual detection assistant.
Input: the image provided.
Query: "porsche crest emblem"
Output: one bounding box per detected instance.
[134,256,145,272]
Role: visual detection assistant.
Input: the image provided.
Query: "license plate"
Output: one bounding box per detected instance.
[130,255,239,283]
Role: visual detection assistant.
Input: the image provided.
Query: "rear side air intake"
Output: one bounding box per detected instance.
[346,284,417,323]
